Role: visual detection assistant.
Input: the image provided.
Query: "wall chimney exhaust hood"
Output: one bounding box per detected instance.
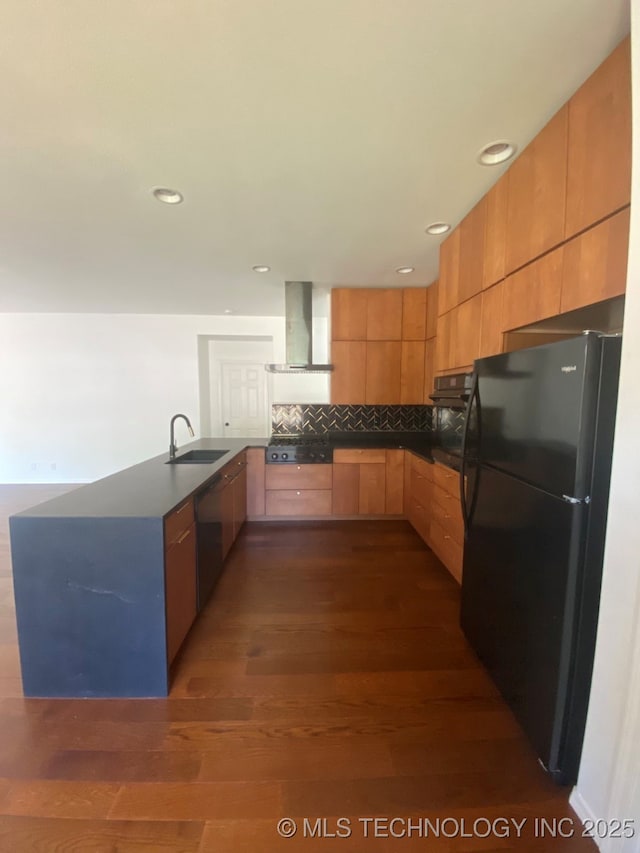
[265,281,334,373]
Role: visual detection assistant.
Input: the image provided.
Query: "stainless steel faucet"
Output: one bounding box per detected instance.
[169,414,195,460]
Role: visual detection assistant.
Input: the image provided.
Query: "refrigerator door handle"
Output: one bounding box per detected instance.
[460,371,479,538]
[562,494,591,505]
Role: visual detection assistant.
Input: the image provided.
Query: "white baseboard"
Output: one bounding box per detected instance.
[569,788,604,851]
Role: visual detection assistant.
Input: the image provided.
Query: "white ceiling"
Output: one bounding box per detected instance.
[0,0,630,316]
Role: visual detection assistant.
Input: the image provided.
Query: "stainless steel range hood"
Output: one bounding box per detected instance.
[265,281,334,373]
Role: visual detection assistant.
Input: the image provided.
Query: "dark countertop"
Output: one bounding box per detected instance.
[14,437,269,520]
[326,431,434,461]
[14,433,462,521]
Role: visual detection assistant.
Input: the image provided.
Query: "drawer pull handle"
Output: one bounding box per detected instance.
[444,534,451,540]
[296,491,301,496]
[177,528,192,544]
[297,465,301,470]
[176,502,189,514]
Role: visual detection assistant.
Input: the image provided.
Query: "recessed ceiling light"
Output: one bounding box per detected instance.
[396,267,415,275]
[224,309,232,314]
[252,265,270,273]
[477,140,517,166]
[152,187,184,204]
[425,222,451,236]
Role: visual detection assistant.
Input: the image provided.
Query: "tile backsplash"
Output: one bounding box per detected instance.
[271,404,433,435]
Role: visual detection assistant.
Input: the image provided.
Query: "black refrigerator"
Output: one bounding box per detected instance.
[459,332,622,785]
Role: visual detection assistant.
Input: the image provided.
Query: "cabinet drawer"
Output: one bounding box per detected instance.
[164,498,195,548]
[265,464,332,491]
[266,489,332,516]
[408,497,430,546]
[433,462,460,498]
[410,453,433,481]
[333,448,387,464]
[430,519,463,584]
[410,467,431,508]
[431,489,464,545]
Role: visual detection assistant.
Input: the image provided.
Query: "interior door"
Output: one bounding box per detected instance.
[220,362,268,437]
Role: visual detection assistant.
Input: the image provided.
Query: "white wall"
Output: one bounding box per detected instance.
[0,312,329,483]
[570,8,640,844]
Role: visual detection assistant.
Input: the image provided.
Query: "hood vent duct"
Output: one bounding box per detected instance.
[265,281,334,374]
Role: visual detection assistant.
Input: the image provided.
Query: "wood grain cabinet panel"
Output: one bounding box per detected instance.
[402,288,428,340]
[331,288,369,340]
[426,281,438,338]
[331,341,366,404]
[332,463,360,515]
[265,464,332,491]
[453,293,482,369]
[560,207,630,314]
[438,229,460,315]
[502,246,564,331]
[165,522,197,664]
[565,37,631,239]
[433,462,460,500]
[400,341,426,404]
[246,448,265,517]
[333,449,387,464]
[366,289,403,340]
[458,197,486,304]
[423,338,436,403]
[434,311,453,374]
[479,283,504,359]
[483,175,508,289]
[365,341,402,404]
[164,499,194,548]
[430,519,463,584]
[359,463,386,515]
[266,490,332,517]
[505,106,568,274]
[232,464,247,540]
[385,450,405,515]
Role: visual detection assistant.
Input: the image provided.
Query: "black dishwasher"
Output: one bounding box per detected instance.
[194,478,225,611]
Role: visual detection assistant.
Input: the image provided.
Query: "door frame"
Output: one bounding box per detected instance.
[197,335,273,437]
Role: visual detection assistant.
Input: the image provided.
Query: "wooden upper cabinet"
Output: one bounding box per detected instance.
[401,288,428,340]
[331,340,366,404]
[483,175,508,288]
[331,288,369,340]
[423,337,435,402]
[453,293,482,369]
[400,340,426,404]
[366,289,403,340]
[365,341,402,404]
[438,229,460,315]
[505,106,568,274]
[565,37,631,240]
[561,207,630,314]
[434,311,453,374]
[479,283,504,359]
[426,282,438,338]
[502,246,564,331]
[458,197,486,304]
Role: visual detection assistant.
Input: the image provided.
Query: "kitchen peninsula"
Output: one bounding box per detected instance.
[11,431,457,699]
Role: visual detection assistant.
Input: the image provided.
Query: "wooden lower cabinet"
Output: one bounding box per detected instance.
[266,489,332,516]
[405,453,432,546]
[265,463,333,517]
[246,448,266,517]
[164,521,197,665]
[430,463,464,584]
[332,449,386,516]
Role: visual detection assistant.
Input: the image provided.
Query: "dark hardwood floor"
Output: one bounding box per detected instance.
[0,486,595,851]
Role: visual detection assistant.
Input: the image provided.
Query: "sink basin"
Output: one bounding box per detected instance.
[167,449,228,465]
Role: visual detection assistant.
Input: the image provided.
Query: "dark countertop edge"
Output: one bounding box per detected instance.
[13,435,462,521]
[12,438,269,521]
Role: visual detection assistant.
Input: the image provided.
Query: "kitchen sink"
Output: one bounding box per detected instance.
[167,449,228,464]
